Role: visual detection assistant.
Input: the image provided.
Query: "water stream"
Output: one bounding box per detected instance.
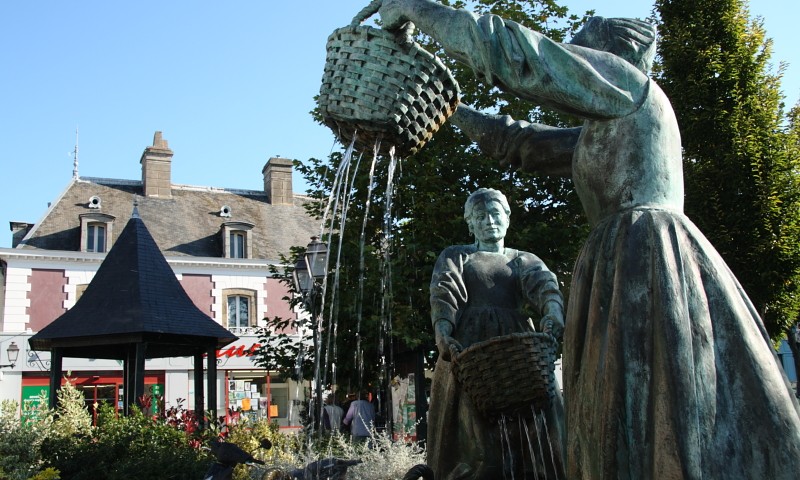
[497,408,559,479]
[298,134,402,439]
[290,133,565,480]
[377,146,400,422]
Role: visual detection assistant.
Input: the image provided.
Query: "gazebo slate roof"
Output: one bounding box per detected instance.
[29,209,237,359]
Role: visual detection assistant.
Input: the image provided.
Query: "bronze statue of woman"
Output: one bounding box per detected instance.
[375,0,800,478]
[429,188,566,480]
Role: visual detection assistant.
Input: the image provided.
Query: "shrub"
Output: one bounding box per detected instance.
[0,398,54,480]
[2,380,428,480]
[37,384,212,480]
[223,418,304,480]
[320,427,426,480]
[42,402,212,480]
[219,418,426,480]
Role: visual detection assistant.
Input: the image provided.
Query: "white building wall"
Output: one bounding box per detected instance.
[2,266,31,332]
[211,273,270,327]
[63,268,97,309]
[165,370,190,411]
[0,251,305,424]
[0,371,22,403]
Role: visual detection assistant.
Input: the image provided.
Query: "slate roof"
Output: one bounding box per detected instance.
[29,212,238,358]
[17,176,320,261]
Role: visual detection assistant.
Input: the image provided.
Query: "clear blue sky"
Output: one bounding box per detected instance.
[1,1,796,247]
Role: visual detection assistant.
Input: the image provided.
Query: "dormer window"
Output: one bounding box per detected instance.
[221,221,254,259]
[88,224,106,252]
[230,231,245,258]
[80,213,115,253]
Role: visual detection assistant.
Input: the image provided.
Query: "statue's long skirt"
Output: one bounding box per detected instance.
[563,207,800,479]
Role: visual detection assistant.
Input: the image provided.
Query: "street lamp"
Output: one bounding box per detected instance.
[292,236,328,297]
[0,342,20,369]
[291,236,328,434]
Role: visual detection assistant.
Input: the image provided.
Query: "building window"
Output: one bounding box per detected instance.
[228,295,250,328]
[222,288,257,333]
[221,221,255,259]
[87,223,106,252]
[79,213,115,253]
[230,231,246,258]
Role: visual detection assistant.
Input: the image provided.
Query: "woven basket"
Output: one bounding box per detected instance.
[453,332,557,417]
[317,6,459,157]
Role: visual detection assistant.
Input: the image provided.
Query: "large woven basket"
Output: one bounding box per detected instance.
[453,332,557,417]
[317,5,459,157]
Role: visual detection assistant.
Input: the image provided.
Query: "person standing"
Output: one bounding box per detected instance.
[342,389,376,444]
[322,394,344,434]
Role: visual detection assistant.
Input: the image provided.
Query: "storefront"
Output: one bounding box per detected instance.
[21,372,164,421]
[215,341,300,428]
[1,333,304,430]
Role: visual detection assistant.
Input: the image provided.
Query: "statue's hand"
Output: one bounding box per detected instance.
[437,334,463,362]
[377,0,411,31]
[540,313,564,340]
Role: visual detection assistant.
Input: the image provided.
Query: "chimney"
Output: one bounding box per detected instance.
[10,222,33,248]
[140,131,173,198]
[262,157,294,205]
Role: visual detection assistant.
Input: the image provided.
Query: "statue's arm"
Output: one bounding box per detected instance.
[451,105,578,177]
[430,247,468,360]
[517,252,565,339]
[379,0,648,118]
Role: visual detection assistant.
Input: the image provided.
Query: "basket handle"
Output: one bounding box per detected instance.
[350,0,416,43]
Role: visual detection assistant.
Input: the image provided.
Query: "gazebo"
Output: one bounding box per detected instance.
[29,207,237,419]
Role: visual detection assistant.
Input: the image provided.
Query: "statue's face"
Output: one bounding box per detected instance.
[469,200,509,245]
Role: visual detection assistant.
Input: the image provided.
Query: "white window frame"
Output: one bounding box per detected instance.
[230,231,246,258]
[221,221,255,259]
[223,288,257,333]
[79,213,115,253]
[87,223,106,253]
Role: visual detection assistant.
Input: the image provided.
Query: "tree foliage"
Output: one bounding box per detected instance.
[254,1,591,396]
[654,0,800,338]
[256,0,800,400]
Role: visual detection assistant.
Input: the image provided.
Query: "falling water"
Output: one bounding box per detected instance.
[321,142,362,411]
[497,407,560,479]
[527,406,560,479]
[377,145,399,420]
[355,140,381,392]
[521,414,542,480]
[498,415,515,480]
[294,132,403,438]
[538,408,559,476]
[295,135,358,435]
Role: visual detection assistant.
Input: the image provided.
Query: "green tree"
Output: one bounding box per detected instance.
[654,0,800,339]
[256,0,592,401]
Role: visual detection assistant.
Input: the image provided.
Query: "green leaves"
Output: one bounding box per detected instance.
[656,0,800,338]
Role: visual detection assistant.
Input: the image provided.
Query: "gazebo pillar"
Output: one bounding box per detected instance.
[207,346,218,424]
[134,343,146,407]
[123,343,147,415]
[48,348,63,409]
[193,351,205,426]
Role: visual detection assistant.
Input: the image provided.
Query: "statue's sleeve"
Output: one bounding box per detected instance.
[439,11,649,119]
[430,247,468,328]
[451,105,579,175]
[517,252,563,316]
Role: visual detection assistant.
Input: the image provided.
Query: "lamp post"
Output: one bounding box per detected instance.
[292,236,328,434]
[0,342,20,369]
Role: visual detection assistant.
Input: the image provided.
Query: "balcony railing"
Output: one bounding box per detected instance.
[227,326,261,336]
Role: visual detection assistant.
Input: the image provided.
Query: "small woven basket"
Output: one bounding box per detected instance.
[453,332,557,417]
[317,4,459,157]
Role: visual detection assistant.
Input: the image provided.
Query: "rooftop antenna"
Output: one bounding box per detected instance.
[72,127,79,179]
